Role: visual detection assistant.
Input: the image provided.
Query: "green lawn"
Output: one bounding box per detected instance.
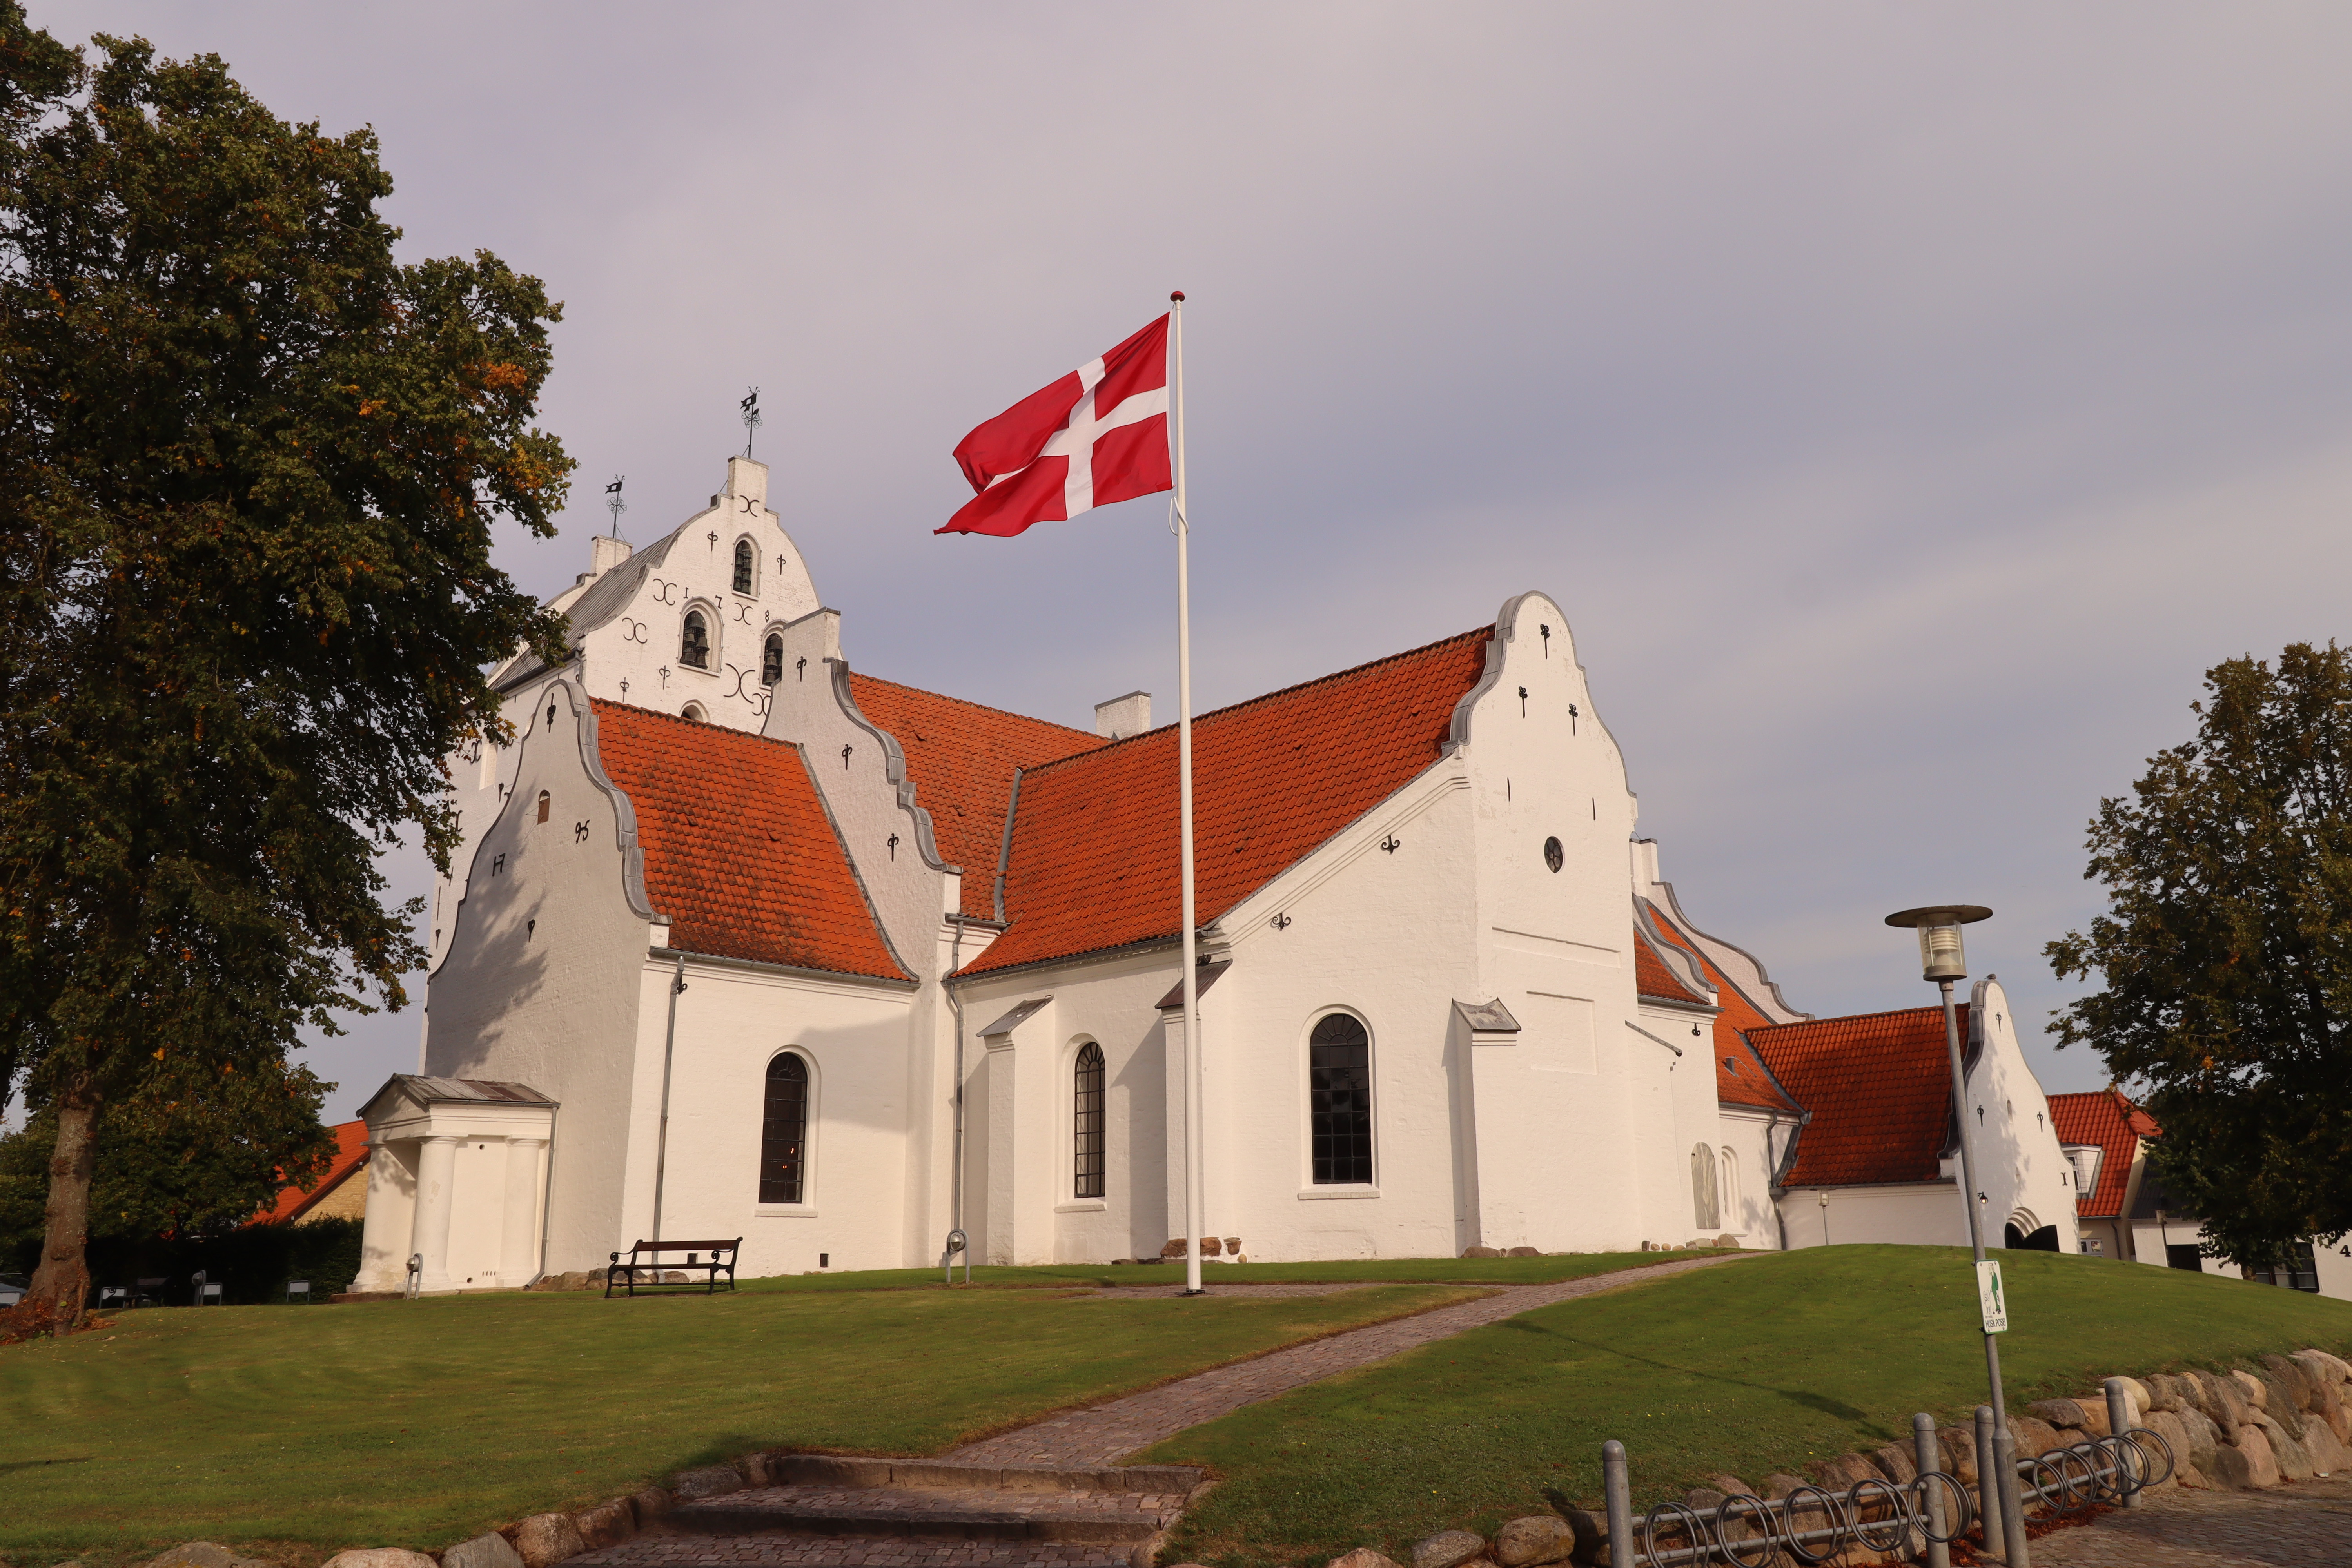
[0,1276,1479,1562]
[1144,1245,2352,1568]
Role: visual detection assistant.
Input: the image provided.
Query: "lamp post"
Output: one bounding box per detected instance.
[1885,904,2028,1566]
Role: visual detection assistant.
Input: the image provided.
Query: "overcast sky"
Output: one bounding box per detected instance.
[36,2,2352,1124]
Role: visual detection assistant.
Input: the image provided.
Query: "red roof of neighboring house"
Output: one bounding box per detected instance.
[591,702,909,981]
[2049,1087,2158,1218]
[257,1119,369,1225]
[963,627,1494,976]
[1749,1005,1966,1187]
[845,673,1104,919]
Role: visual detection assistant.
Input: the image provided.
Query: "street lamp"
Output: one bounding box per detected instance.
[1886,903,2029,1566]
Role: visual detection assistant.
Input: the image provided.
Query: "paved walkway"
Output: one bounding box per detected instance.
[950,1253,1753,1467]
[2025,1474,2352,1566]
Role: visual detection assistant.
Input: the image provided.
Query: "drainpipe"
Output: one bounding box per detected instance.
[943,915,969,1282]
[650,952,686,1243]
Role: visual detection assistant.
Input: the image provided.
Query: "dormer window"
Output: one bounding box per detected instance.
[733,539,755,595]
[681,610,710,669]
[762,633,784,687]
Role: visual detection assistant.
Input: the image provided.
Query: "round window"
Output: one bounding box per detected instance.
[1543,835,1564,873]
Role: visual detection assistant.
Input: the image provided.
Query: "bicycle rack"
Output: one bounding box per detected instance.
[1601,1423,2173,1566]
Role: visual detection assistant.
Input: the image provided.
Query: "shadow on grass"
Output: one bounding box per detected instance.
[0,1457,93,1474]
[1494,1317,1882,1431]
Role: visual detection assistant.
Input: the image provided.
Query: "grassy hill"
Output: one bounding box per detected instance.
[1146,1245,2352,1567]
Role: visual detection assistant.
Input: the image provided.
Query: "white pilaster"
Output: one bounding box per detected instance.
[501,1137,548,1283]
[410,1134,462,1292]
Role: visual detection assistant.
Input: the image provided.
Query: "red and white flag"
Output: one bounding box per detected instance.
[937,315,1172,537]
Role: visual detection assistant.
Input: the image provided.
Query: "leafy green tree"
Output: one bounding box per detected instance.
[0,9,570,1330]
[0,1056,335,1254]
[2047,642,2352,1268]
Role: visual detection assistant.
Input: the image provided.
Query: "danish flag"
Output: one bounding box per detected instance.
[937,315,1172,537]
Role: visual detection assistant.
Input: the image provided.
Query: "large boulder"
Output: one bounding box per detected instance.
[2190,1371,2255,1432]
[2007,1416,2065,1459]
[2311,1377,2351,1443]
[1700,1473,1753,1498]
[2027,1398,2089,1432]
[573,1497,637,1551]
[2292,1347,2350,1389]
[2234,1425,2283,1487]
[1328,1552,1405,1568]
[2261,1354,2315,1411]
[1494,1515,1573,1568]
[1935,1427,1978,1485]
[2139,1410,2190,1488]
[1506,1246,1542,1258]
[2229,1370,2269,1410]
[631,1487,674,1522]
[321,1554,436,1568]
[1411,1532,1488,1568]
[508,1514,586,1568]
[2255,1413,2316,1480]
[2258,1377,2307,1440]
[1760,1474,1808,1501]
[1460,1246,1503,1259]
[1806,1452,1880,1488]
[2303,1418,2352,1474]
[443,1535,524,1568]
[1867,1444,1917,1484]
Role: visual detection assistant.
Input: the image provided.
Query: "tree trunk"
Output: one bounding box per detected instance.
[26,1083,99,1336]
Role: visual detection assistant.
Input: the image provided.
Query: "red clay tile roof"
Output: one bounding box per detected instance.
[256,1120,369,1225]
[1749,1005,1967,1187]
[2049,1087,2158,1219]
[1635,927,1711,1007]
[1639,908,1806,1114]
[845,673,1103,918]
[963,627,1494,976]
[591,701,909,980]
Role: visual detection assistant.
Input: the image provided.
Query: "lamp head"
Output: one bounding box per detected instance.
[1884,904,1992,982]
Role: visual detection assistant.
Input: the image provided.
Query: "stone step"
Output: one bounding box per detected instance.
[668,1484,1184,1545]
[570,1535,1136,1568]
[761,1457,1204,1498]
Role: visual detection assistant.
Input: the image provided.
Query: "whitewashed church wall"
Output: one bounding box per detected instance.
[1960,978,2080,1253]
[570,457,819,728]
[952,947,1179,1267]
[421,678,658,1276]
[626,955,916,1279]
[1637,996,1737,1246]
[1460,591,1678,1253]
[1715,1107,1789,1248]
[1779,1183,1969,1249]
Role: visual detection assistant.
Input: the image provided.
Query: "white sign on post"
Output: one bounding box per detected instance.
[1977,1259,2009,1333]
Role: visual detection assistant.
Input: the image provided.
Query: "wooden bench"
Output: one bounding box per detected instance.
[605,1238,741,1298]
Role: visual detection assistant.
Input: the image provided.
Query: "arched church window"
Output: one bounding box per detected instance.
[762,633,784,687]
[535,789,550,824]
[760,1053,809,1204]
[1691,1143,1720,1230]
[733,538,755,595]
[1308,1013,1373,1185]
[681,702,707,723]
[1073,1042,1105,1198]
[680,610,710,669]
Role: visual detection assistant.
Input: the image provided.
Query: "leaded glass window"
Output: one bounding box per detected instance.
[1073,1042,1105,1198]
[680,610,710,669]
[762,633,785,687]
[1308,1013,1373,1185]
[733,539,755,595]
[760,1054,808,1204]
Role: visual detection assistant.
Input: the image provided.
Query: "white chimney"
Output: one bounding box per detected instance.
[1094,691,1151,739]
[588,534,633,581]
[1631,837,1662,889]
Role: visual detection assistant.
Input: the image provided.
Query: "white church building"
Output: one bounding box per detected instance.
[353,454,2079,1292]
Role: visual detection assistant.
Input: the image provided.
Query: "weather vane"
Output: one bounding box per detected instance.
[604,474,627,539]
[740,386,762,458]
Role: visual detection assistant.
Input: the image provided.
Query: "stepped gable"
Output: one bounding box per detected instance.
[2049,1086,2157,1218]
[1635,925,1712,1007]
[962,626,1494,976]
[1748,1005,1967,1186]
[591,700,909,981]
[846,672,1104,918]
[1641,902,1804,1113]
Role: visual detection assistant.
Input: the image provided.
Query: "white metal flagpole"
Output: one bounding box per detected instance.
[1170,290,1205,1298]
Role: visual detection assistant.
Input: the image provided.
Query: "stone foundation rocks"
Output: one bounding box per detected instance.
[439,1534,523,1568]
[1493,1514,1573,1566]
[503,1513,584,1568]
[144,1546,273,1568]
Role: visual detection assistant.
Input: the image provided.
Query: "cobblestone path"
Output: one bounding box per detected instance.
[2026,1474,2352,1566]
[950,1252,1754,1468]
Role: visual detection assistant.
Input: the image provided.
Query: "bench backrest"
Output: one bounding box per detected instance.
[621,1238,740,1257]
